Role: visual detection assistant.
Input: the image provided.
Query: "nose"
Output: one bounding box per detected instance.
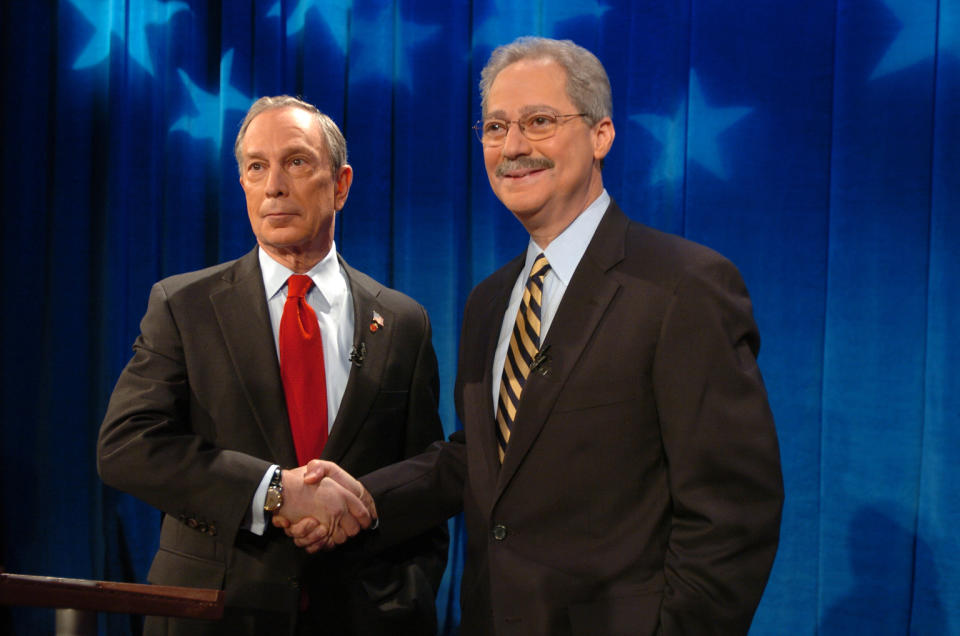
[501,121,532,159]
[265,165,287,198]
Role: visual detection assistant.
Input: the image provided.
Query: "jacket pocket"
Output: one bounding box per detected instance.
[147,546,226,590]
[567,585,663,636]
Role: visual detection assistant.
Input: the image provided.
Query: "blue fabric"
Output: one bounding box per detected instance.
[1,1,957,634]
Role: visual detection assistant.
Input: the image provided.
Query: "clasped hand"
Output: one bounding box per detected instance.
[272,460,375,553]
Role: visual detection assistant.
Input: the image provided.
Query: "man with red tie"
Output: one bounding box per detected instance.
[98,95,447,635]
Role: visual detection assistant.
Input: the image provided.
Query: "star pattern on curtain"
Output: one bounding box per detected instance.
[471,0,610,50]
[349,5,441,88]
[267,0,353,51]
[69,0,189,75]
[631,71,753,182]
[169,50,251,150]
[871,0,946,79]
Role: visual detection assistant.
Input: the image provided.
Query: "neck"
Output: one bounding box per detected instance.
[260,239,333,274]
[525,177,603,250]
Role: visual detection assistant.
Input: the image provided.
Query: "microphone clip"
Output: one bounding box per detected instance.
[349,342,366,367]
[530,345,551,376]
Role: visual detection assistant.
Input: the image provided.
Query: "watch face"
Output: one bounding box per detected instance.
[265,488,282,512]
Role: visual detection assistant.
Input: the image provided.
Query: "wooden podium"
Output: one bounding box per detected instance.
[0,572,223,635]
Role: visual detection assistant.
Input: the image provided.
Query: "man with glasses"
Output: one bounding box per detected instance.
[285,37,783,636]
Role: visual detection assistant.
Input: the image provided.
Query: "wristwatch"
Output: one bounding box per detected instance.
[264,467,283,513]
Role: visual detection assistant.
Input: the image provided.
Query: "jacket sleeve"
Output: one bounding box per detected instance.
[653,255,784,634]
[97,281,271,550]
[385,303,451,592]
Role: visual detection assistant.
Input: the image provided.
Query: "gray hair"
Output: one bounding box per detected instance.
[234,95,347,176]
[479,37,612,125]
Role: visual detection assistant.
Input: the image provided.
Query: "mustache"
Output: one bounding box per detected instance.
[495,157,555,177]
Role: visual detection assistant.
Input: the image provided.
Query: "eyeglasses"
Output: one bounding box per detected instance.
[473,112,587,146]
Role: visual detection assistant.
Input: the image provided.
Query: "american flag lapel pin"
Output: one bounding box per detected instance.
[370,310,385,333]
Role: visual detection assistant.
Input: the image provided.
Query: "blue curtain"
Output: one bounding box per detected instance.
[1,1,957,634]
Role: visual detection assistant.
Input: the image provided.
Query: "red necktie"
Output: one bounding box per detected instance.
[279,274,328,464]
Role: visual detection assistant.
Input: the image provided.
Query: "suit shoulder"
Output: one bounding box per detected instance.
[152,256,246,301]
[343,264,429,325]
[621,220,743,292]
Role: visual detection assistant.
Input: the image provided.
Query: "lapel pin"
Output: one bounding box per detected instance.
[369,310,384,333]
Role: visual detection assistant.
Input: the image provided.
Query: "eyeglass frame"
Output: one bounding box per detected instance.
[472,112,589,145]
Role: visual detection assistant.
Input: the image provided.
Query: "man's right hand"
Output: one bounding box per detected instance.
[272,462,376,551]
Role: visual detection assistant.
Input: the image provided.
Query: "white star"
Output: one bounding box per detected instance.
[944,4,960,59]
[630,107,685,185]
[871,0,939,79]
[267,0,353,52]
[631,71,752,181]
[69,0,189,75]
[472,0,611,51]
[348,5,441,88]
[169,50,251,153]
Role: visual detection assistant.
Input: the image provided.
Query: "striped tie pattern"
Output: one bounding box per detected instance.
[496,253,551,463]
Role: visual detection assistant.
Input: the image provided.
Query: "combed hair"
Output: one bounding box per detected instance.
[479,37,612,125]
[234,95,347,176]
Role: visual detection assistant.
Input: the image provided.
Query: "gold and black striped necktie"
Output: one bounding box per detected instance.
[495,253,551,463]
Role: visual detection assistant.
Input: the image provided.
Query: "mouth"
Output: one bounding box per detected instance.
[502,168,547,180]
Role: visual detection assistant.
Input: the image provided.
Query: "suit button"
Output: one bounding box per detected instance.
[492,524,507,541]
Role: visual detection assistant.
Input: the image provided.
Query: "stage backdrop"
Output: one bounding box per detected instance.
[1,1,957,634]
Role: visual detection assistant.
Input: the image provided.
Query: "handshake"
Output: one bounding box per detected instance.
[273,460,376,553]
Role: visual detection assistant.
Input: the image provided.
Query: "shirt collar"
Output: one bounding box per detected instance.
[525,189,610,286]
[259,243,343,307]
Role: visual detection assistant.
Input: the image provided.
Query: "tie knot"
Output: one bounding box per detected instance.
[530,254,551,281]
[286,274,313,299]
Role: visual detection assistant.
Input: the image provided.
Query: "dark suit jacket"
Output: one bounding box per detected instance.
[98,248,447,636]
[362,201,783,636]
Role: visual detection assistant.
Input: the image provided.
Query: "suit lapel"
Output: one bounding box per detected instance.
[321,258,391,463]
[210,249,298,467]
[495,202,629,500]
[467,255,526,500]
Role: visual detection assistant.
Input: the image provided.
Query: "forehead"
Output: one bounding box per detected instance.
[242,106,324,154]
[486,59,573,116]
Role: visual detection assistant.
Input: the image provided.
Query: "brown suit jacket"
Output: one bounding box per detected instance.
[98,248,447,635]
[362,201,783,636]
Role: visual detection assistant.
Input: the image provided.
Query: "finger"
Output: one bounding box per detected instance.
[286,517,318,539]
[321,462,363,493]
[342,489,372,529]
[338,507,361,537]
[302,459,327,484]
[360,488,378,520]
[294,525,329,548]
[272,515,291,529]
[329,526,349,546]
[323,477,372,528]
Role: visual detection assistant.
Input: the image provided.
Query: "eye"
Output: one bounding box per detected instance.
[291,158,304,166]
[525,114,556,129]
[483,120,506,135]
[248,161,263,171]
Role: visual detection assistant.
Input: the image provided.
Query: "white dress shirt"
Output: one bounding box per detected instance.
[491,190,610,414]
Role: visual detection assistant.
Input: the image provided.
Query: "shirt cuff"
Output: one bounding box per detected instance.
[248,464,280,536]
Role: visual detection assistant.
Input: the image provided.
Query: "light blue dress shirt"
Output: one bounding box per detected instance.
[491,190,610,414]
